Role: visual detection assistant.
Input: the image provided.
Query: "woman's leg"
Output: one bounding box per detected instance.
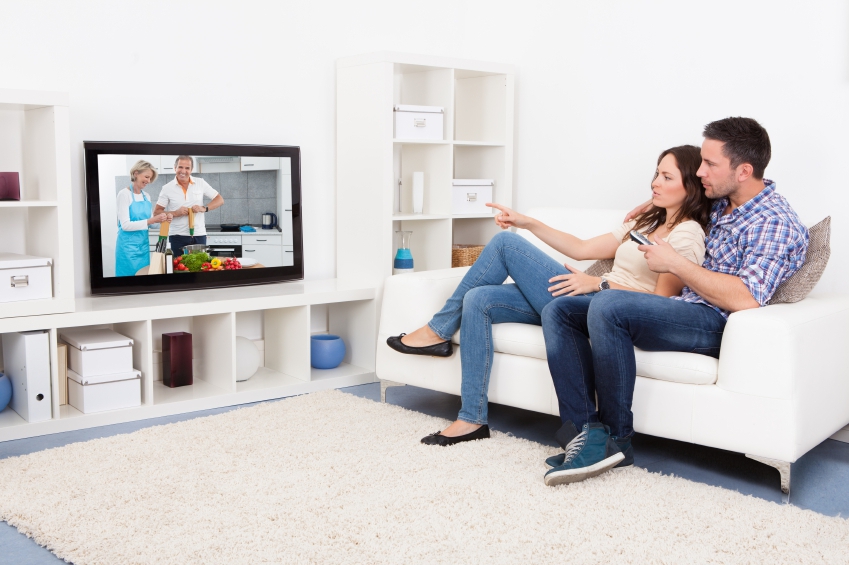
[439,284,544,434]
[406,231,570,347]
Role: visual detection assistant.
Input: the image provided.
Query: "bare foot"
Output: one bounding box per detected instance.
[440,420,482,437]
[400,325,445,347]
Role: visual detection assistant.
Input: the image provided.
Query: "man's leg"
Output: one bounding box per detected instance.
[587,291,727,439]
[540,294,598,428]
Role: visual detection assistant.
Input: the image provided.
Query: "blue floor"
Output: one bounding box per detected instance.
[2,383,849,564]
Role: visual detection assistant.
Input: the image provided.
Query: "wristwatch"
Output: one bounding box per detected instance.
[598,277,610,291]
[204,205,209,212]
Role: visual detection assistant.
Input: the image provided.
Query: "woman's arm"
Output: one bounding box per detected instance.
[117,191,148,232]
[487,203,620,260]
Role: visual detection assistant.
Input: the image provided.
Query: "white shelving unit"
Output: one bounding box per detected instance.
[336,52,515,287]
[0,89,76,319]
[0,280,376,442]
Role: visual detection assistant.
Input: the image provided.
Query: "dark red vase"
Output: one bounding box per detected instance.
[162,332,193,387]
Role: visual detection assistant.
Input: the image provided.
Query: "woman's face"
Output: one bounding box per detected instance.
[134,169,153,189]
[651,154,687,211]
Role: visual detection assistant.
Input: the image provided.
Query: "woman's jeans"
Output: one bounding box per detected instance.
[428,231,591,425]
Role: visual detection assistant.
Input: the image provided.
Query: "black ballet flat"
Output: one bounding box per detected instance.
[421,425,490,446]
[386,333,453,358]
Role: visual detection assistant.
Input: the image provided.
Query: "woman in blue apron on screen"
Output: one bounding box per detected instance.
[115,160,171,276]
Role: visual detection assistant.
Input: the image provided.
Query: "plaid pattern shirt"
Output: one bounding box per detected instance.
[673,180,809,319]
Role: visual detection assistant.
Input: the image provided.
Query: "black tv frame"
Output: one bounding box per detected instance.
[84,141,303,296]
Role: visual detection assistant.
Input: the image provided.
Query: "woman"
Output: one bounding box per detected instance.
[387,145,712,445]
[115,160,171,277]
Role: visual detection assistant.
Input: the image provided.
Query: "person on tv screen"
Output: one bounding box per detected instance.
[115,160,172,276]
[153,155,225,256]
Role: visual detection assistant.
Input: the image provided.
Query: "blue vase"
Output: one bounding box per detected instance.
[0,374,11,413]
[310,335,346,369]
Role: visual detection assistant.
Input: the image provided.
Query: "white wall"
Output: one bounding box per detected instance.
[1,0,847,294]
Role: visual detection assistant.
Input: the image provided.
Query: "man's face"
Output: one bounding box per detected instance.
[697,139,738,200]
[175,159,192,184]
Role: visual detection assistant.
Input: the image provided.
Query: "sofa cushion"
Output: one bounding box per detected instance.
[452,322,718,385]
[768,216,831,305]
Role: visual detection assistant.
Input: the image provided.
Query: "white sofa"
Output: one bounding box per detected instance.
[376,208,849,495]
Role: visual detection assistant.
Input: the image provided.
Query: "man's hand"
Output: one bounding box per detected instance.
[486,203,531,230]
[191,204,206,213]
[639,236,685,274]
[624,199,653,222]
[548,264,601,296]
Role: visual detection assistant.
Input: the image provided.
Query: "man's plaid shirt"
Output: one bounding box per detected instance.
[673,180,809,319]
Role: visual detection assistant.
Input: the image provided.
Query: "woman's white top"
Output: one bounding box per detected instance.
[116,188,150,232]
[156,176,219,236]
[606,220,706,293]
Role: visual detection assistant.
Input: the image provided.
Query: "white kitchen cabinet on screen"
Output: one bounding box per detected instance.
[240,157,280,171]
[126,155,161,174]
[282,246,294,267]
[158,155,198,175]
[242,245,282,267]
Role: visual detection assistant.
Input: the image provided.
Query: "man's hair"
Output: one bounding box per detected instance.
[175,155,194,169]
[703,117,771,179]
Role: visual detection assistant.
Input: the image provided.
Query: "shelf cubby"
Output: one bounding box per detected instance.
[392,218,452,272]
[0,89,75,319]
[397,143,452,216]
[393,65,454,142]
[454,72,509,144]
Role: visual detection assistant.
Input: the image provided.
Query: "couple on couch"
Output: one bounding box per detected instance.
[387,117,810,487]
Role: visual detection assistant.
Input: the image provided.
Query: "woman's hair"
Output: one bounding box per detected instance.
[627,145,712,240]
[129,160,158,183]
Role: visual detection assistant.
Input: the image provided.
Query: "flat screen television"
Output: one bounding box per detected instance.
[84,141,303,295]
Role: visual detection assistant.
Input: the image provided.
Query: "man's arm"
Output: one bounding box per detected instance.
[641,238,759,313]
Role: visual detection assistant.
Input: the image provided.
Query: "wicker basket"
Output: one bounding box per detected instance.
[452,244,485,268]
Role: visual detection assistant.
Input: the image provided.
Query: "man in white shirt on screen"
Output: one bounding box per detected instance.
[153,155,225,256]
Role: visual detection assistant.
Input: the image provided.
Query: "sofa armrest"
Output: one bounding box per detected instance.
[717,294,849,399]
[379,268,469,337]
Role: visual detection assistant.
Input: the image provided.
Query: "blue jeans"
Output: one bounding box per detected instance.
[541,290,727,439]
[170,235,207,257]
[428,231,593,425]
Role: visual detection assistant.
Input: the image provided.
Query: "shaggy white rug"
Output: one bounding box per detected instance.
[0,391,847,565]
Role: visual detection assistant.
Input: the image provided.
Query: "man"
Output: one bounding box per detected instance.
[540,117,809,486]
[153,156,225,256]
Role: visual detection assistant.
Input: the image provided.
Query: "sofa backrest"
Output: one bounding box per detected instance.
[516,208,629,270]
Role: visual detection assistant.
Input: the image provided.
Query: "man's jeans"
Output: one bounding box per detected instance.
[541,290,727,439]
[170,235,208,256]
[427,231,589,425]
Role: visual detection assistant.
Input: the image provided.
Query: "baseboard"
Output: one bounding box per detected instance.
[830,425,849,443]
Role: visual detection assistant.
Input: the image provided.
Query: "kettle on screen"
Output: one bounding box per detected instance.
[262,212,278,230]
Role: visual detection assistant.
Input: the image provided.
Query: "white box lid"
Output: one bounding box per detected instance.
[59,328,134,350]
[68,367,141,385]
[394,104,444,114]
[452,179,494,186]
[0,252,52,269]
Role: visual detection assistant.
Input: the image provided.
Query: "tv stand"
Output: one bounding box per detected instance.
[0,280,376,442]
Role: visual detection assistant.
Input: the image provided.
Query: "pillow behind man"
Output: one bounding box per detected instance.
[768,216,831,304]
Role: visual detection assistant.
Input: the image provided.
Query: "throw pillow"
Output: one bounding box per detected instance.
[768,216,831,305]
[585,259,614,277]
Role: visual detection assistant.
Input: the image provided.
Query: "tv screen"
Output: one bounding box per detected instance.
[84,141,303,295]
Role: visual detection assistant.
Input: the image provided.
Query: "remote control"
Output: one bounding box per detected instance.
[629,230,654,246]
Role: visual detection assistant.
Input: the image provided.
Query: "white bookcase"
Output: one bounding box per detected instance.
[336,52,515,286]
[0,280,376,442]
[0,89,75,318]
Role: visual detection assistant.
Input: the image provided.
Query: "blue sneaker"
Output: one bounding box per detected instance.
[546,433,634,469]
[544,421,578,468]
[543,422,624,486]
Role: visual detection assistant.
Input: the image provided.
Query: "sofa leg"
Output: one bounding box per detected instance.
[380,380,406,403]
[746,454,791,502]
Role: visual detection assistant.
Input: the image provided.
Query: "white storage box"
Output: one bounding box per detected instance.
[0,253,53,303]
[60,328,134,377]
[1,331,52,422]
[67,368,141,414]
[394,105,444,140]
[452,180,494,215]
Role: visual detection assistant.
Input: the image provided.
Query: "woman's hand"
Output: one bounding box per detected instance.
[165,213,174,222]
[486,203,531,230]
[147,213,169,225]
[548,264,601,296]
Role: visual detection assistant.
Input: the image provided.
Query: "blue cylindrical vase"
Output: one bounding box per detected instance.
[0,374,12,413]
[311,335,346,369]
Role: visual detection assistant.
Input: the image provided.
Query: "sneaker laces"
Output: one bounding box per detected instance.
[562,429,587,464]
